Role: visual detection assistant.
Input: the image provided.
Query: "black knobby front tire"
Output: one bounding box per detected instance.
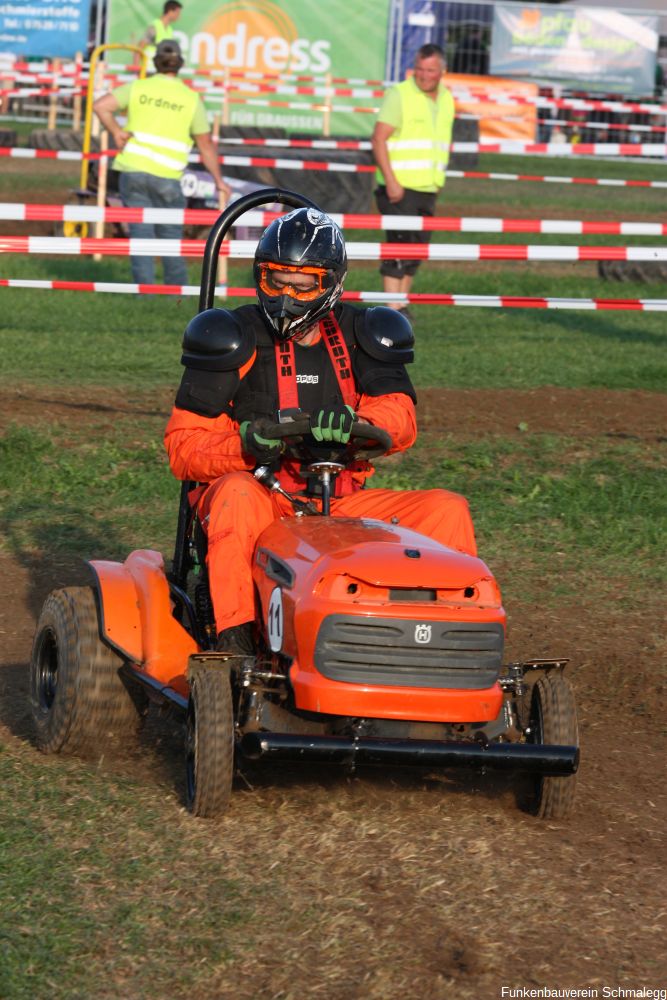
[185,666,235,818]
[525,672,579,820]
[30,586,145,755]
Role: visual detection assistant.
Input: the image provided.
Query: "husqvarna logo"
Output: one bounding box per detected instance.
[414,623,432,644]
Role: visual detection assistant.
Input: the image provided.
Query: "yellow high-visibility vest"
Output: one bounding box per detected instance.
[114,75,198,180]
[378,78,455,191]
[145,19,174,60]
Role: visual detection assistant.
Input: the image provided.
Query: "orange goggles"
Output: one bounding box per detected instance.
[257,262,330,302]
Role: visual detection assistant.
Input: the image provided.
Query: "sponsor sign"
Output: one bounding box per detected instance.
[490,3,659,96]
[106,0,390,135]
[444,72,539,141]
[0,0,91,57]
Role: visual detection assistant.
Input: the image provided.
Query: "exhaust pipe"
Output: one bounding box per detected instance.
[240,732,579,776]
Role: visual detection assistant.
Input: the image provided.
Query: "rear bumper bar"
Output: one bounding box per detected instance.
[240,732,579,776]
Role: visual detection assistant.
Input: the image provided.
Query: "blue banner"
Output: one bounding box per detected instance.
[0,0,91,58]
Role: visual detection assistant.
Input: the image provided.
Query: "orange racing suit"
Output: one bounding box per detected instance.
[164,304,477,633]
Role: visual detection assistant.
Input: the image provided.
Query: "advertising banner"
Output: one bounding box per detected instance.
[0,0,91,58]
[490,3,659,96]
[106,0,391,136]
[444,73,538,141]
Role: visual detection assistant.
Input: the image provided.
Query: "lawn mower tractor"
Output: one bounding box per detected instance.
[30,189,579,821]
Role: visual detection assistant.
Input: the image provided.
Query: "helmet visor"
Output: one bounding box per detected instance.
[257,262,331,303]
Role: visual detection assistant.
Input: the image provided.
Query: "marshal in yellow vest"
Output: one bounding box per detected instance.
[114,75,199,180]
[144,18,174,60]
[376,76,455,192]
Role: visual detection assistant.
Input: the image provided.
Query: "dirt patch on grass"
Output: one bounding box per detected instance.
[418,386,667,441]
[2,383,665,441]
[1,384,666,996]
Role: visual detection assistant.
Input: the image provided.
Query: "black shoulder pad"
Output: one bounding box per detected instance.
[181,308,255,372]
[174,368,238,418]
[355,307,414,364]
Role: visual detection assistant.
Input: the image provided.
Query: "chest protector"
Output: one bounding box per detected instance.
[233,306,363,496]
[176,303,416,497]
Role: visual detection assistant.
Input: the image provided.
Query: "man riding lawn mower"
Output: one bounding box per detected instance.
[30,189,579,820]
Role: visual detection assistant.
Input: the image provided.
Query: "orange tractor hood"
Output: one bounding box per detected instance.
[256,516,491,591]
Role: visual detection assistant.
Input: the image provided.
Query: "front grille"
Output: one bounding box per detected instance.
[313,615,504,689]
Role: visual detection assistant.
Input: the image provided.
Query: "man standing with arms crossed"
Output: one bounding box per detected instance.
[94,40,232,287]
[372,44,455,316]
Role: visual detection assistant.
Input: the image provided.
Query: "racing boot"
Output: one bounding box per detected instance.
[216,621,255,655]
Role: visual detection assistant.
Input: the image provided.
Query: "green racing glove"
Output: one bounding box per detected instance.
[239,419,282,463]
[310,404,356,444]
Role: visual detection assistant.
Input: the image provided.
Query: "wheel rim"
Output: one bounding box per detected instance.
[528,689,544,745]
[62,220,89,238]
[35,627,59,712]
[524,685,546,811]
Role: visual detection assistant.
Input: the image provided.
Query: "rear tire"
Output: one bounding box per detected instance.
[524,672,578,820]
[30,587,146,755]
[185,666,234,817]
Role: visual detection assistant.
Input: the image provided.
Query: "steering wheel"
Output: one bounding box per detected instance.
[260,415,392,462]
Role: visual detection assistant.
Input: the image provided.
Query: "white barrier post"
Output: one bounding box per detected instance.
[222,68,230,126]
[47,59,60,129]
[72,52,83,131]
[218,191,228,287]
[322,72,332,137]
[94,129,108,261]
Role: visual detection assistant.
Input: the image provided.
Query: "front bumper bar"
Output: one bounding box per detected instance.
[240,732,579,776]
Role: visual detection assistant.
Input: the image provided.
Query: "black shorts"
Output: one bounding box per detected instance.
[374,186,438,278]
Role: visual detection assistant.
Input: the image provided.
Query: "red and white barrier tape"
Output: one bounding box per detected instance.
[2,143,666,168]
[1,236,666,262]
[3,59,667,116]
[449,89,667,117]
[98,72,387,100]
[7,67,667,121]
[2,147,665,189]
[106,63,389,86]
[6,59,667,116]
[447,169,667,188]
[3,202,666,236]
[0,85,84,98]
[539,117,667,136]
[1,278,666,310]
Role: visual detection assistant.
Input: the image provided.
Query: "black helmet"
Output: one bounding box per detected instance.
[253,207,347,340]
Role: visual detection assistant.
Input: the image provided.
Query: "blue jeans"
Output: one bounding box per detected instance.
[118,171,189,286]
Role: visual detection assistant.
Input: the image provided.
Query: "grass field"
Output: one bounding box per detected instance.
[0,140,666,999]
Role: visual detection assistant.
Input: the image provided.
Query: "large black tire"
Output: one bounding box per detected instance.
[524,672,579,820]
[185,666,234,818]
[27,128,84,151]
[598,259,667,283]
[30,587,146,755]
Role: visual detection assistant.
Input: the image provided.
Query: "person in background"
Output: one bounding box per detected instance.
[451,27,489,76]
[372,44,455,319]
[93,40,232,287]
[139,1,183,62]
[164,208,477,654]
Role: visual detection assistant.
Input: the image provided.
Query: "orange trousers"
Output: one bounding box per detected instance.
[198,472,478,633]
